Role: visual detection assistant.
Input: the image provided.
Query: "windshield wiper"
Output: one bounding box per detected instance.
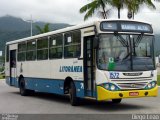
[135,34,144,47]
[114,33,129,47]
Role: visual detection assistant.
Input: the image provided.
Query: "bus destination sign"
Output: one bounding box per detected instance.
[100,21,153,33]
[121,23,151,32]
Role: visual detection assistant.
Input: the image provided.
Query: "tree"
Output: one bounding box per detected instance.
[109,0,125,19]
[80,0,157,20]
[35,23,50,34]
[125,0,156,19]
[79,0,110,20]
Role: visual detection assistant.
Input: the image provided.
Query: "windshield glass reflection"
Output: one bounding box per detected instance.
[97,34,155,71]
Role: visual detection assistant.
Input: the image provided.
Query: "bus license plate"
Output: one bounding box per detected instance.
[129,92,139,96]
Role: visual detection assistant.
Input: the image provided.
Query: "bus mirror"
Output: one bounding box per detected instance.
[93,36,98,49]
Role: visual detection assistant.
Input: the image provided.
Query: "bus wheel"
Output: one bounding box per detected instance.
[69,82,78,106]
[19,78,31,96]
[112,99,122,104]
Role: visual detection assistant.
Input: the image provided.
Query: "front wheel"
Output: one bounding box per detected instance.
[112,99,122,104]
[69,82,78,106]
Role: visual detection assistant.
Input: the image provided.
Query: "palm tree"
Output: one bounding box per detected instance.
[80,0,157,20]
[35,23,50,34]
[108,0,125,19]
[79,0,110,20]
[125,0,156,19]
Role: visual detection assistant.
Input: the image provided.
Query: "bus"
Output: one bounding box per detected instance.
[5,19,158,106]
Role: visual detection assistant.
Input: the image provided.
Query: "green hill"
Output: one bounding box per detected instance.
[0,16,71,56]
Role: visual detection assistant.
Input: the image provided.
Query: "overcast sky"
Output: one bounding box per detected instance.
[0,0,160,32]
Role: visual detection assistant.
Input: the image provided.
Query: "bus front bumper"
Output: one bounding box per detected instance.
[97,86,158,101]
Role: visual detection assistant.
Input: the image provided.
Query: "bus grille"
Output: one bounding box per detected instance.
[116,82,147,90]
[112,79,151,90]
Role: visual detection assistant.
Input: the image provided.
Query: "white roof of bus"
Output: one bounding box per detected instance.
[6,19,152,45]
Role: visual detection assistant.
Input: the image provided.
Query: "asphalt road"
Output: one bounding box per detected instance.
[0,79,160,114]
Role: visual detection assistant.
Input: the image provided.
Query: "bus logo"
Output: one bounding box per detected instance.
[110,72,119,79]
[59,66,83,72]
[131,84,136,87]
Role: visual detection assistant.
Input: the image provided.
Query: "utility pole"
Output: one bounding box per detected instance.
[23,15,34,36]
[30,15,33,36]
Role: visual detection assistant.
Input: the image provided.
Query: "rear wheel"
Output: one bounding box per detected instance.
[69,82,78,106]
[19,78,34,96]
[112,99,122,104]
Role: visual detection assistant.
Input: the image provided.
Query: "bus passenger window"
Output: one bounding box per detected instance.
[26,40,36,61]
[18,42,26,61]
[49,34,63,59]
[37,37,48,60]
[64,30,81,58]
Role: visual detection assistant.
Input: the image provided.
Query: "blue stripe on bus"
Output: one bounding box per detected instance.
[6,77,85,98]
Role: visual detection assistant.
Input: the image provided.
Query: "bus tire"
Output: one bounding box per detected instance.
[69,82,78,106]
[112,99,122,104]
[19,78,32,96]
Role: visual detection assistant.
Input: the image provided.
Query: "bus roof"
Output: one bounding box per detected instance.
[6,19,152,45]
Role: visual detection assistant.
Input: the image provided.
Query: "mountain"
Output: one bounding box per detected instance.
[0,15,70,32]
[0,16,71,56]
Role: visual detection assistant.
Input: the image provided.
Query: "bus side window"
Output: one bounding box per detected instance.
[49,34,63,59]
[37,37,48,60]
[18,42,26,61]
[64,30,81,58]
[26,40,36,61]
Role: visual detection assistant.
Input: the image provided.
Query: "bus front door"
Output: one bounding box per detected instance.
[10,50,17,86]
[84,36,96,97]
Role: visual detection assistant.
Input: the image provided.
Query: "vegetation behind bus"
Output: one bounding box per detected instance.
[157,75,160,86]
[35,23,50,34]
[80,0,157,20]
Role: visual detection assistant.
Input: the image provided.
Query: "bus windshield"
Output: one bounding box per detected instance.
[97,34,155,71]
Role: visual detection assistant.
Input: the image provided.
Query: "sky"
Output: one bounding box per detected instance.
[0,0,160,32]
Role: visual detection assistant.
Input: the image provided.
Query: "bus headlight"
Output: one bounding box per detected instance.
[148,83,152,89]
[104,84,109,90]
[101,83,120,91]
[151,82,156,87]
[110,85,116,91]
[145,81,156,90]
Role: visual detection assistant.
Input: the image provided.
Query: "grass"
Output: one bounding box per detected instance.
[0,74,5,79]
[157,75,160,86]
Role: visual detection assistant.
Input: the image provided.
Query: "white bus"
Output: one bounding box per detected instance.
[5,19,158,106]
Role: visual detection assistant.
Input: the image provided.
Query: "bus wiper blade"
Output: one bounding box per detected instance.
[114,33,128,47]
[135,34,143,47]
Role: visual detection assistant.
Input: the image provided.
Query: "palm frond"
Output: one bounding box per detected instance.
[35,23,50,34]
[35,25,44,34]
[80,0,111,20]
[80,0,98,13]
[44,23,50,33]
[144,0,156,9]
